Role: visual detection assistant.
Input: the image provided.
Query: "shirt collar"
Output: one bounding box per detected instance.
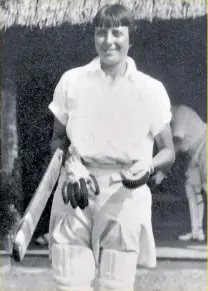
[87,56,137,78]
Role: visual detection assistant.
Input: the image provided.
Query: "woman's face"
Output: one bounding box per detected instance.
[94,26,130,66]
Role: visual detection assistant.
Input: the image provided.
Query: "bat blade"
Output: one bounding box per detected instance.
[12,148,63,261]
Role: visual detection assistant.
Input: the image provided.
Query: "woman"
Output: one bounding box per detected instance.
[49,4,175,291]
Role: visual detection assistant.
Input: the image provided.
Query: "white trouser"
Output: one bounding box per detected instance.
[50,165,156,290]
[185,161,205,235]
[185,183,204,235]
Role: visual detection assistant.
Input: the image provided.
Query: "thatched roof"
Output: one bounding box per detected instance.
[0,0,206,29]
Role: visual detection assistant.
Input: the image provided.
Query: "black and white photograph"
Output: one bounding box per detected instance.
[1,0,206,290]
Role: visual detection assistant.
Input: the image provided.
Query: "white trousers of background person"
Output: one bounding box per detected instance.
[179,135,206,241]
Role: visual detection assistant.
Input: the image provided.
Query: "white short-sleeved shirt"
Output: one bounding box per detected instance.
[49,57,171,165]
[171,105,206,155]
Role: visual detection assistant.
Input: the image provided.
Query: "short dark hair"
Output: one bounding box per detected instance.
[93,4,135,34]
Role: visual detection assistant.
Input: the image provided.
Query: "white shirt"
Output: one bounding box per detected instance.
[49,57,171,165]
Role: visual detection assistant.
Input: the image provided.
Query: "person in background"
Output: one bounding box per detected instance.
[153,104,206,242]
[48,4,175,290]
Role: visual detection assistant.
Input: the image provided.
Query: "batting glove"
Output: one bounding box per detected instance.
[62,147,99,209]
[120,160,154,189]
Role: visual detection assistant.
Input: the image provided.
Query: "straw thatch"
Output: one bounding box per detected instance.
[0,0,206,29]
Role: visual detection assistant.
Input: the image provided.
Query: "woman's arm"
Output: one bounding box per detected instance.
[153,124,175,173]
[50,117,70,162]
[120,124,175,185]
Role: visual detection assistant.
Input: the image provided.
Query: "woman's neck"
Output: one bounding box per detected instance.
[101,60,127,81]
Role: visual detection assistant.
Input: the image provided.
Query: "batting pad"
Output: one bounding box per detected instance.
[98,249,138,290]
[52,244,95,290]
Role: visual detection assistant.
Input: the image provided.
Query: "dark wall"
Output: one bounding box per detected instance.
[1,16,206,234]
[131,18,206,118]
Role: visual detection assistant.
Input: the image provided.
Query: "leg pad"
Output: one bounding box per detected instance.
[98,249,138,290]
[52,244,95,290]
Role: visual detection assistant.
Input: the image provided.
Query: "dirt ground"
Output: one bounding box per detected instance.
[0,257,206,291]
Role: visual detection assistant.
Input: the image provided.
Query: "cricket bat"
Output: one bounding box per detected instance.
[12,148,63,262]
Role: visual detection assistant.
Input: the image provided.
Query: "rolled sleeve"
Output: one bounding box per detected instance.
[49,74,68,126]
[150,82,172,137]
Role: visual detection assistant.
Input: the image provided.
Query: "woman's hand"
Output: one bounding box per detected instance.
[62,146,100,209]
[120,160,154,189]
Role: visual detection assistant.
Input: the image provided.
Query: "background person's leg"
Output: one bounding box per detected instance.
[180,139,206,242]
[198,145,206,240]
[195,191,205,241]
[179,183,199,241]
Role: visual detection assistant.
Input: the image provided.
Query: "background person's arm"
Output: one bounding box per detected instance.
[171,105,189,153]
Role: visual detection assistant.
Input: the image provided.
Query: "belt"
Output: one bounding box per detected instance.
[87,164,131,183]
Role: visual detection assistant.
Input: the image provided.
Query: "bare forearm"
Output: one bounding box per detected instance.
[152,148,175,173]
[50,118,70,162]
[153,124,175,173]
